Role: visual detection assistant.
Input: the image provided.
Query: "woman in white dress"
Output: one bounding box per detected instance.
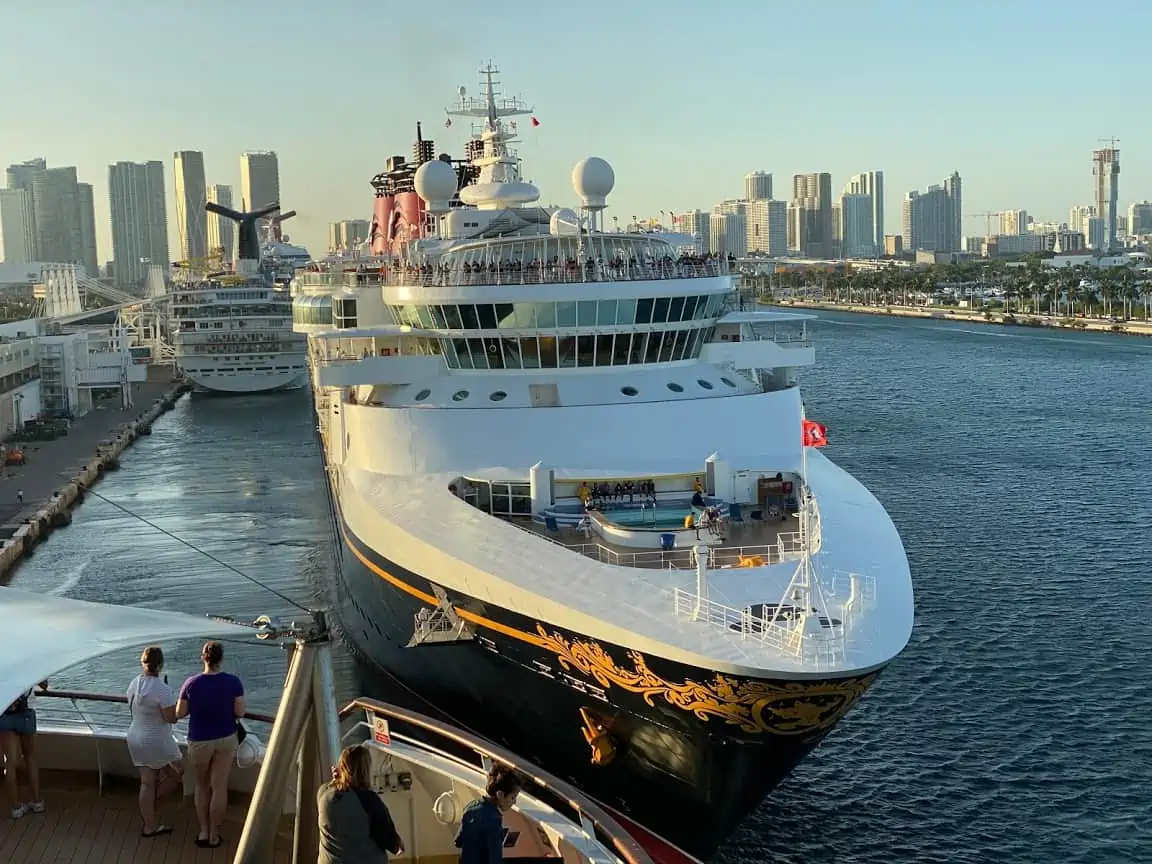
[126,646,183,838]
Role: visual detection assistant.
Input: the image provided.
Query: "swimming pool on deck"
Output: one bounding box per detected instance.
[543,499,714,531]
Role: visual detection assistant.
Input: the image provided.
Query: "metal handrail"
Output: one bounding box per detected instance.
[37,689,278,724]
[336,696,659,864]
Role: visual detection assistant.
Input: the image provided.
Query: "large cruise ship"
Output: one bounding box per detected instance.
[293,64,914,860]
[170,203,308,393]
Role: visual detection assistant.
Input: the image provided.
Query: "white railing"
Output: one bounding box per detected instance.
[383,260,728,288]
[672,588,849,665]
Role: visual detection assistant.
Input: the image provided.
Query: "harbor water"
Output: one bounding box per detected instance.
[9,312,1152,863]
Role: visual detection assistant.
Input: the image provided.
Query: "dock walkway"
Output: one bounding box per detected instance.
[0,376,181,538]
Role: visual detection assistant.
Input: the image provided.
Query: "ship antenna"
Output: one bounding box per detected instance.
[484,62,498,131]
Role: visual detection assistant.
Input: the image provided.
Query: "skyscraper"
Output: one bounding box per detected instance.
[1128,201,1152,236]
[839,194,875,258]
[790,173,833,258]
[241,151,280,211]
[0,189,35,263]
[1093,145,1120,252]
[6,159,94,268]
[109,160,169,288]
[943,171,962,252]
[206,184,235,261]
[903,173,961,253]
[173,151,209,261]
[744,171,773,201]
[76,183,99,275]
[745,199,787,255]
[845,171,884,253]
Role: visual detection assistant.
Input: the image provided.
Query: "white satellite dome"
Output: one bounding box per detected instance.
[572,157,615,209]
[414,159,458,212]
[549,207,581,236]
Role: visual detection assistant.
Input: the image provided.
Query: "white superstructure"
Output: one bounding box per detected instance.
[170,272,306,393]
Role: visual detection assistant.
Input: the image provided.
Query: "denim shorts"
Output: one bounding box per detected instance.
[0,708,36,735]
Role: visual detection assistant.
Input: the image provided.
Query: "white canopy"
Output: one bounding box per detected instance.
[0,588,258,714]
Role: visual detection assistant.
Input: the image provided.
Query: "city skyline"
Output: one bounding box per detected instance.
[1,2,1150,260]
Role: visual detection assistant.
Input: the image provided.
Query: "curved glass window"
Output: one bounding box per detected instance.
[697,379,714,390]
[667,382,684,393]
[452,390,470,402]
[333,297,358,329]
[489,391,508,401]
[621,386,639,396]
[414,389,431,401]
[386,295,725,332]
[721,377,736,388]
[292,295,333,326]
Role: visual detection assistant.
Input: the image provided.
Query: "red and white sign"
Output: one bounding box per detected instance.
[371,714,391,746]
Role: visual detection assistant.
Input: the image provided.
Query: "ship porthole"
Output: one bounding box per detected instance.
[620,386,638,396]
[720,377,737,387]
[489,391,507,401]
[452,390,470,402]
[697,379,714,390]
[414,389,431,401]
[666,382,684,393]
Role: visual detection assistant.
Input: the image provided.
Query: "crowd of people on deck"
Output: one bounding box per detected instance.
[577,478,661,510]
[4,641,524,862]
[388,251,731,286]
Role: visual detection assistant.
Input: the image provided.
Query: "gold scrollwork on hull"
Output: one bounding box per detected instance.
[534,625,877,735]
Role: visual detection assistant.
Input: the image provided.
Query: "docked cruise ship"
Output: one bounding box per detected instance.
[169,204,308,393]
[293,65,914,860]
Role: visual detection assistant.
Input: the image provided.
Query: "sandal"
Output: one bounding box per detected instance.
[207,836,223,848]
[141,825,173,838]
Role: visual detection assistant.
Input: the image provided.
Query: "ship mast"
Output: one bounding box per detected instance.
[447,63,535,192]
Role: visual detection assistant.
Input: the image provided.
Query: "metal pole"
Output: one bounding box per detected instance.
[311,634,342,777]
[232,641,317,864]
[293,713,320,864]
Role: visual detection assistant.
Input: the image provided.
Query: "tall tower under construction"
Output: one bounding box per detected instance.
[1093,143,1120,252]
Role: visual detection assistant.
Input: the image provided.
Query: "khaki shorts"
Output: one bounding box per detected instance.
[187,733,238,766]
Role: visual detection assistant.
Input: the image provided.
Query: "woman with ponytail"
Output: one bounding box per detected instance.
[126,645,183,837]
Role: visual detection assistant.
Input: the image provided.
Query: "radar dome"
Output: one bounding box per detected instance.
[549,208,581,236]
[414,159,458,212]
[572,157,615,209]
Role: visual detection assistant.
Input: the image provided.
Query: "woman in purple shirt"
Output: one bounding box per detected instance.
[176,641,245,849]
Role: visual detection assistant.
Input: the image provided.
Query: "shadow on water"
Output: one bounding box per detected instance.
[11,315,1152,863]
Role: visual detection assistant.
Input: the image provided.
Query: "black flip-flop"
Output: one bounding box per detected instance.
[207,837,223,848]
[141,825,173,838]
[195,837,210,848]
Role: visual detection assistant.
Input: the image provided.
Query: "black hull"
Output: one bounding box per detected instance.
[321,469,882,859]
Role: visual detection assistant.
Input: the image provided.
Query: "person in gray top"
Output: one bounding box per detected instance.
[317,745,403,863]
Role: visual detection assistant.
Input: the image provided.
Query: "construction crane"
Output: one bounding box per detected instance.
[967,211,996,237]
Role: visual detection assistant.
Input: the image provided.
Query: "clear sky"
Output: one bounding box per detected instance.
[3,0,1150,260]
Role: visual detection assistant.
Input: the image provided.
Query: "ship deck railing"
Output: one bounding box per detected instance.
[671,589,843,662]
[508,516,806,571]
[671,568,875,664]
[294,260,728,289]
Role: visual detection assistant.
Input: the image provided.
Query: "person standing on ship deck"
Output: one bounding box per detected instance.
[126,646,183,837]
[456,765,523,864]
[318,744,404,863]
[177,641,245,849]
[1,679,47,819]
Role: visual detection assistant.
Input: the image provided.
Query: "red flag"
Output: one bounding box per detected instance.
[801,419,828,448]
[530,116,540,127]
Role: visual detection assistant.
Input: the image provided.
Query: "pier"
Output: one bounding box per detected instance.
[0,369,191,581]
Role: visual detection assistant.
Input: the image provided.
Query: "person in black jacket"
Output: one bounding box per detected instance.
[456,765,523,864]
[317,745,403,863]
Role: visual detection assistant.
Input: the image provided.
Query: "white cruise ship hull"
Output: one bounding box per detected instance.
[182,365,307,394]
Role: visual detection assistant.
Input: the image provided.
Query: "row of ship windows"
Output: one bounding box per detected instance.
[372,325,717,369]
[411,376,739,403]
[386,294,728,330]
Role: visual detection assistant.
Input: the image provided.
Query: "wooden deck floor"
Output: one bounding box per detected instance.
[0,769,294,863]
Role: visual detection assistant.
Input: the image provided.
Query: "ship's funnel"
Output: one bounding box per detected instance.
[205,201,281,262]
